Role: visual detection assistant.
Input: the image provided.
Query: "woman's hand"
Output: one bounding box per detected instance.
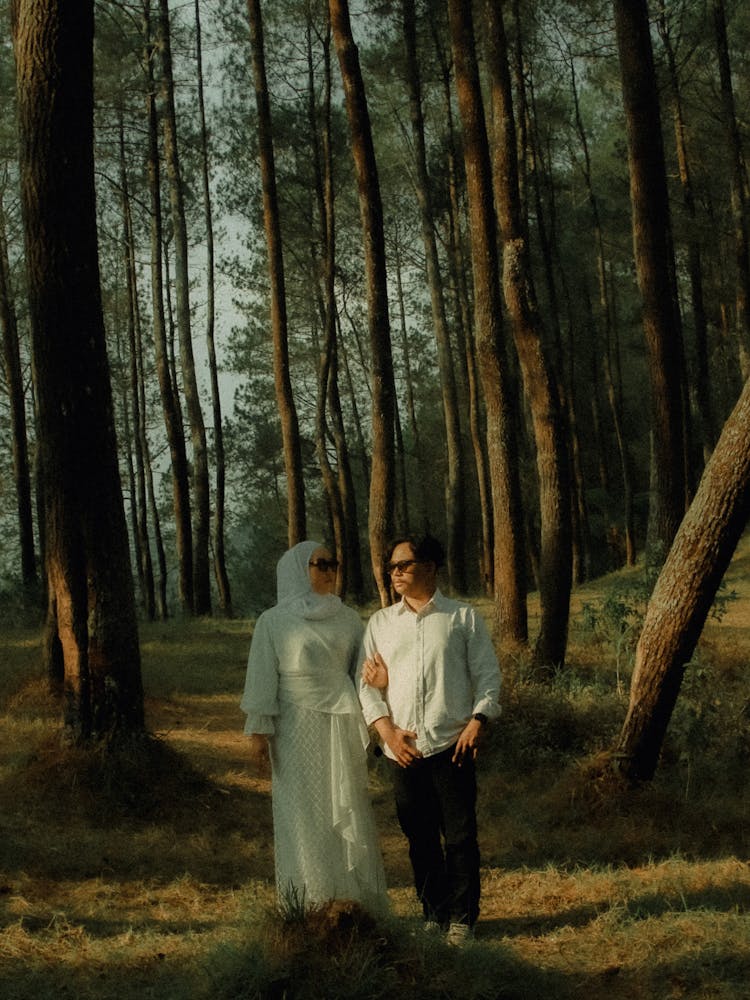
[362,652,389,690]
[248,733,271,778]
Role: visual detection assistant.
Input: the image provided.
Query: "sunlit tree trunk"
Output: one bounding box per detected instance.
[485,0,571,669]
[614,373,750,781]
[330,0,396,606]
[143,3,192,614]
[403,0,466,592]
[13,0,144,741]
[613,0,687,551]
[247,0,307,548]
[0,195,37,594]
[195,0,232,616]
[449,0,527,647]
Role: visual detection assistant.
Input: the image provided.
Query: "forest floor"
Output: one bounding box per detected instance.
[1,538,749,999]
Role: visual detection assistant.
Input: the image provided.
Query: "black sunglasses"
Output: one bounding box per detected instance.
[386,559,422,574]
[309,558,339,572]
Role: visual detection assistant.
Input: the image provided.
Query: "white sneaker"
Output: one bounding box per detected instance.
[446,922,473,946]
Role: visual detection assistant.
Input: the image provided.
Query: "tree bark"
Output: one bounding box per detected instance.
[614,372,750,781]
[448,0,527,647]
[0,194,37,593]
[613,0,687,551]
[13,0,144,741]
[712,0,750,383]
[158,0,212,614]
[330,0,396,606]
[143,2,192,614]
[657,8,715,466]
[403,0,467,592]
[247,0,307,548]
[119,116,155,622]
[195,0,232,616]
[485,0,571,669]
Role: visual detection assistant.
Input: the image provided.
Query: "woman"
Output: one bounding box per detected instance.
[241,540,387,912]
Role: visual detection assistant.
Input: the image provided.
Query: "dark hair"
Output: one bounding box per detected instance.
[387,533,446,570]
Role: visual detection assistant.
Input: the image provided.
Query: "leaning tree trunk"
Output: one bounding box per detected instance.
[330,0,397,606]
[13,0,144,741]
[449,0,527,647]
[613,0,687,551]
[247,0,307,547]
[485,0,571,669]
[614,373,750,781]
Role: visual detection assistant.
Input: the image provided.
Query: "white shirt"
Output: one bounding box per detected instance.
[357,589,501,760]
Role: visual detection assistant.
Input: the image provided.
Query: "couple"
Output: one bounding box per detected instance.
[240,534,501,940]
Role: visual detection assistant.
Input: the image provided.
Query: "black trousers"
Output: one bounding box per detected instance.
[391,743,480,927]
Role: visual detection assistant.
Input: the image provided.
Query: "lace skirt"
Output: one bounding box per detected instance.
[269,701,388,912]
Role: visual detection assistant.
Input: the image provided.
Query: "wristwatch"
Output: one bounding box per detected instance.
[472,712,488,725]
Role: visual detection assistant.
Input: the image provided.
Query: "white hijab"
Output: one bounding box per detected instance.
[276,540,343,620]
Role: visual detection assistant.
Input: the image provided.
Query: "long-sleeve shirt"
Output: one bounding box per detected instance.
[357,589,501,761]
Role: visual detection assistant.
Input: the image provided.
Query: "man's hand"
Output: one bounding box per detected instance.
[452,718,484,766]
[361,652,389,690]
[374,717,422,768]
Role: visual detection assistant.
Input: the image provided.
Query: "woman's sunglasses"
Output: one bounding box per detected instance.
[309,558,339,572]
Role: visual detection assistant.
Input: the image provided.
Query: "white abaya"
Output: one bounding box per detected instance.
[240,542,387,911]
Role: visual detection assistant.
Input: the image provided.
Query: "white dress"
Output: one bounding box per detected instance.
[241,592,387,911]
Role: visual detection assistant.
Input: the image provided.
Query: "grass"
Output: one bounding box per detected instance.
[1,539,750,999]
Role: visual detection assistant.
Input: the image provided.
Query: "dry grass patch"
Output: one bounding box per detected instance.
[2,538,750,998]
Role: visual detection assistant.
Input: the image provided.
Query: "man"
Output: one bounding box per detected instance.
[358,534,501,944]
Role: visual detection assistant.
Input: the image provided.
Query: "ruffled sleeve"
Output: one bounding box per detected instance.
[240,611,280,735]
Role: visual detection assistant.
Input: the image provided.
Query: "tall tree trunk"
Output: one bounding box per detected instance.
[305,12,347,592]
[613,0,687,552]
[448,0,527,648]
[657,8,716,465]
[568,52,636,566]
[433,24,493,593]
[614,372,750,781]
[403,0,466,592]
[318,16,364,601]
[0,195,37,594]
[195,0,232,616]
[13,0,144,741]
[247,0,307,547]
[392,228,419,530]
[330,0,396,606]
[712,0,750,383]
[143,2,193,614]
[119,116,155,622]
[485,0,571,669]
[158,0,212,614]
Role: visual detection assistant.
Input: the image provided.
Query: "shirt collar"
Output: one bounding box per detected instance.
[396,587,443,615]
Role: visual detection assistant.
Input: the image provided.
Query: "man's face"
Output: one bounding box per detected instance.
[387,541,436,602]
